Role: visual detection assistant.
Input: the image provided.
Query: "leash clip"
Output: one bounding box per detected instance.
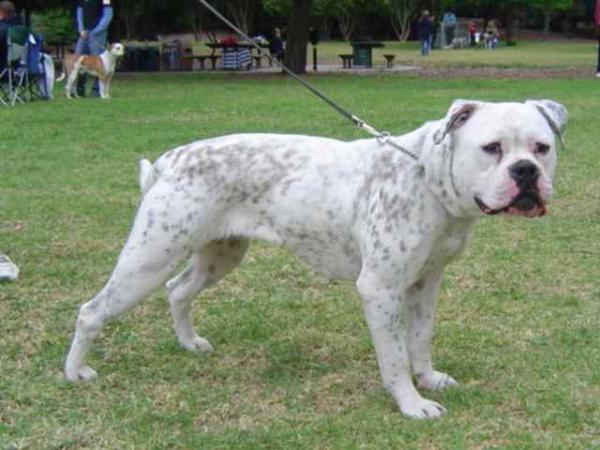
[376,131,391,146]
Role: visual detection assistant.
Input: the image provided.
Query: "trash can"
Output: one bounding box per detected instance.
[353,45,370,67]
[351,41,384,68]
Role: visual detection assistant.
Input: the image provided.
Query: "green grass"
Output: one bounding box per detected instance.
[191,39,598,69]
[313,40,597,69]
[1,68,599,449]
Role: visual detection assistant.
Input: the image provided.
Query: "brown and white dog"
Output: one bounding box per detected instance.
[56,43,125,99]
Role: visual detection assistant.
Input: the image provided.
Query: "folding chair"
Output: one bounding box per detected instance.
[25,32,49,100]
[0,25,31,106]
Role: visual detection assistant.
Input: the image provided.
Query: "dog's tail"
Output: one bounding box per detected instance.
[138,158,155,196]
[55,72,65,82]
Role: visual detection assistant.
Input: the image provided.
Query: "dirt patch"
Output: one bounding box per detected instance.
[413,66,596,79]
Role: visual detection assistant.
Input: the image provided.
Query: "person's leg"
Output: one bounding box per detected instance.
[448,26,455,45]
[596,35,600,75]
[88,31,107,97]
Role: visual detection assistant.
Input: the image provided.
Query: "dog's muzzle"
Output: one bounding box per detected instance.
[475,192,546,218]
[476,160,547,218]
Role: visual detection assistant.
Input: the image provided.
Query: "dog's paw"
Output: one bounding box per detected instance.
[399,396,447,419]
[180,336,214,353]
[417,371,458,391]
[65,365,98,382]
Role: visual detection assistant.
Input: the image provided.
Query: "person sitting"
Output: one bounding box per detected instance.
[484,20,499,49]
[269,27,284,62]
[0,1,23,72]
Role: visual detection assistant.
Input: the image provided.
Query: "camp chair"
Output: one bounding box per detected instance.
[25,32,49,100]
[0,25,31,106]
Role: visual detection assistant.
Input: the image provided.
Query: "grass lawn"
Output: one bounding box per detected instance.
[191,39,598,70]
[1,72,599,449]
[308,40,598,69]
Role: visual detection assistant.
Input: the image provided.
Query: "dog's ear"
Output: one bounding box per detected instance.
[434,100,481,145]
[525,99,568,143]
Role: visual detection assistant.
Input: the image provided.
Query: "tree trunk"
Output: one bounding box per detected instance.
[227,0,254,36]
[543,10,551,33]
[390,0,416,42]
[284,0,313,74]
[391,17,411,41]
[337,14,354,41]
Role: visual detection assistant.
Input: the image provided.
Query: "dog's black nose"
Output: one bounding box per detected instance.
[509,160,539,183]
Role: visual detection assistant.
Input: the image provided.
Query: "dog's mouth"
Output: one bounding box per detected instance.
[475,191,546,218]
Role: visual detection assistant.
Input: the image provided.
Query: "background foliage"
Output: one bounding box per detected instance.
[18,0,599,41]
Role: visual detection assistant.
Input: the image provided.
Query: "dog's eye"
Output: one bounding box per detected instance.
[482,142,502,155]
[535,142,550,155]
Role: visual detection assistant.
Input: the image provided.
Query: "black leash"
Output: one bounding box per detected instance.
[196,0,420,162]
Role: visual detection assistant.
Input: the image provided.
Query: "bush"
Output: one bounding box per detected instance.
[31,8,75,43]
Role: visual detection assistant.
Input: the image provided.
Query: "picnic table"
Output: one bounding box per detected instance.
[205,42,268,70]
[350,41,384,68]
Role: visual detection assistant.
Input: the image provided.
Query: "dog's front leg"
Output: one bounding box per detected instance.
[406,270,458,391]
[357,269,446,419]
[104,76,111,99]
[98,78,106,99]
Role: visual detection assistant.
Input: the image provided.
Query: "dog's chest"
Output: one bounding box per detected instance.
[420,221,472,273]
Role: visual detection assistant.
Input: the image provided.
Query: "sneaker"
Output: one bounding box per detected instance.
[0,254,19,282]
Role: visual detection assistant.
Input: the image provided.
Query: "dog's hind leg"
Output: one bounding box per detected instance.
[166,238,249,352]
[64,195,192,381]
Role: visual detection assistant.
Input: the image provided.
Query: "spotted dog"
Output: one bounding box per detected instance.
[56,43,124,99]
[65,100,567,419]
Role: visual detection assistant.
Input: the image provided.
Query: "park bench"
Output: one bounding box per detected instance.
[383,54,395,68]
[339,54,353,69]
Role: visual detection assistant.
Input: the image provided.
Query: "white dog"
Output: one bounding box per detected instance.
[64,99,566,419]
[56,43,125,99]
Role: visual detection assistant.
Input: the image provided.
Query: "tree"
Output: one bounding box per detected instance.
[118,1,144,40]
[284,0,313,73]
[226,0,258,35]
[30,7,74,43]
[317,0,358,41]
[531,0,573,32]
[384,0,419,41]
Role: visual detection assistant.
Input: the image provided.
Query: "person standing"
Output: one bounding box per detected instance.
[75,0,113,96]
[430,14,437,49]
[442,10,456,47]
[418,11,432,56]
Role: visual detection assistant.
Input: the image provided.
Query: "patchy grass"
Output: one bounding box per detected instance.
[1,72,599,449]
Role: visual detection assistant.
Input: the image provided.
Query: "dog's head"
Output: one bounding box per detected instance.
[110,43,125,57]
[428,99,567,219]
